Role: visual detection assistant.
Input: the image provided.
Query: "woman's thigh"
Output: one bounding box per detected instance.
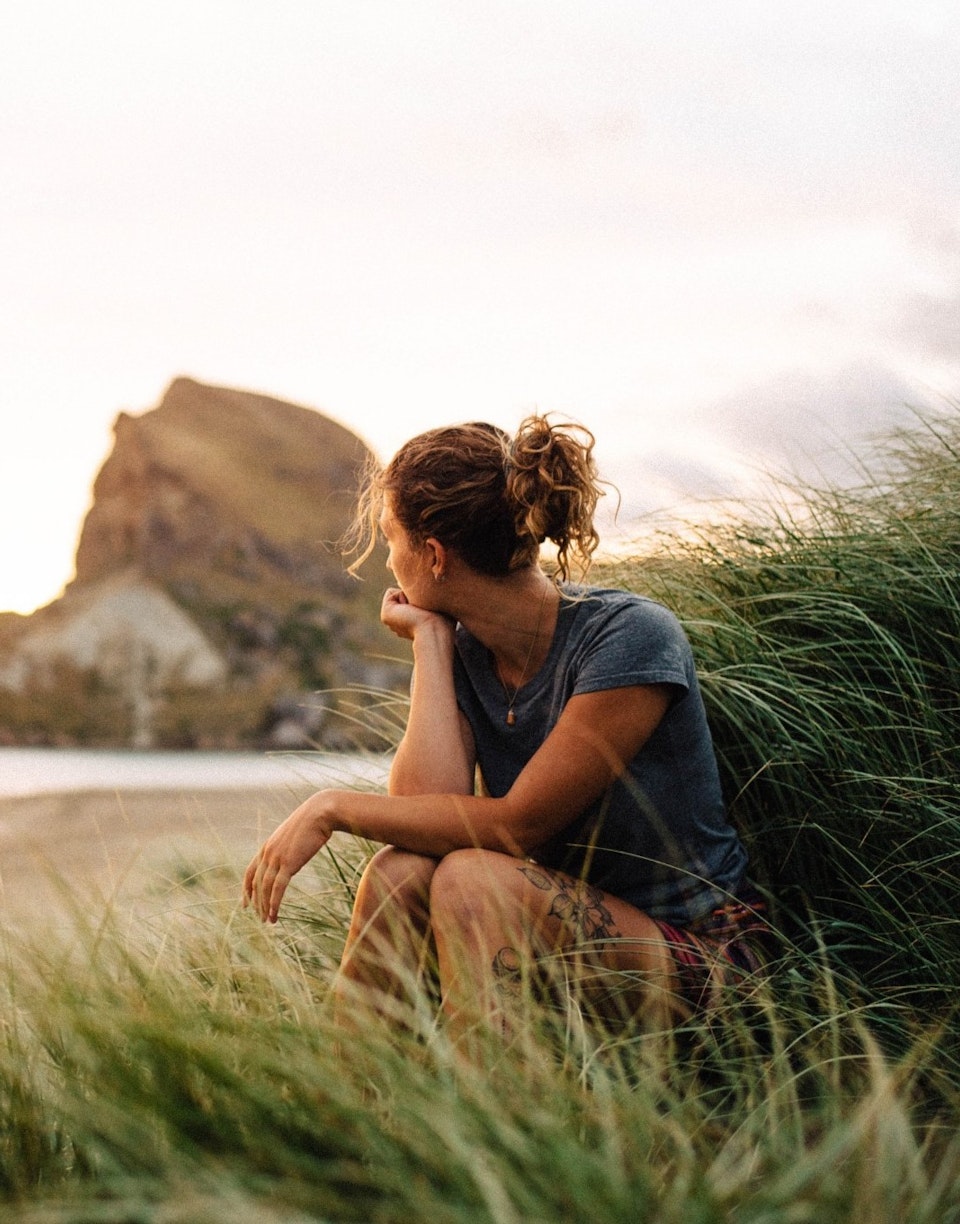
[429,849,682,1022]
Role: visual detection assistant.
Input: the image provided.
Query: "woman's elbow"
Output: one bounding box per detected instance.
[388,767,474,798]
[486,800,547,858]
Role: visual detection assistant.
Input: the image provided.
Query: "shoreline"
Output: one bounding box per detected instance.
[0,784,311,930]
[0,746,391,802]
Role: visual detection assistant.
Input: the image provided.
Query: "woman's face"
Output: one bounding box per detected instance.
[379,498,435,604]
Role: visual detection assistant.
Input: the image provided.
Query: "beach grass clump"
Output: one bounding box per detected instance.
[603,409,960,1011]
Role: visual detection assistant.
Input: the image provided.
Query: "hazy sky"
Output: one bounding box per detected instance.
[2,2,958,613]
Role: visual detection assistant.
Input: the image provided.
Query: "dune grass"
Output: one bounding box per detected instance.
[2,865,959,1224]
[604,410,960,1015]
[2,408,960,1221]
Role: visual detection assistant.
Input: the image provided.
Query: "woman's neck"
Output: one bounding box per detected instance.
[454,568,560,686]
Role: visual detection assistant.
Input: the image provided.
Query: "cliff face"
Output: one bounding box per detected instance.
[0,379,403,749]
[73,377,367,598]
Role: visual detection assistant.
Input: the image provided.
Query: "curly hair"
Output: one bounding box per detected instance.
[346,415,603,581]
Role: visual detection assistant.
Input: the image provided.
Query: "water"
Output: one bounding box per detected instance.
[0,747,390,799]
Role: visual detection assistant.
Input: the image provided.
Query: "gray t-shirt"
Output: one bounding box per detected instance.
[453,585,749,925]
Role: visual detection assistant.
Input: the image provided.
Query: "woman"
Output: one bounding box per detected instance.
[243,416,773,1041]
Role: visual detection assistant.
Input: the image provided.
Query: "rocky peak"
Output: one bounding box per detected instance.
[72,377,372,597]
[0,379,403,749]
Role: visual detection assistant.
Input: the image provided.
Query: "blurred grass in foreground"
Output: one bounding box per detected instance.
[2,866,959,1223]
[2,408,960,1221]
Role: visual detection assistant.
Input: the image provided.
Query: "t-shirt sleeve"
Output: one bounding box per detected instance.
[570,598,692,698]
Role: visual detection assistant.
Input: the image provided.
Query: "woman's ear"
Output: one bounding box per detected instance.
[425,537,448,582]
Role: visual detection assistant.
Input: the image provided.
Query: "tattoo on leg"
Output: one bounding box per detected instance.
[492,946,523,998]
[519,865,619,941]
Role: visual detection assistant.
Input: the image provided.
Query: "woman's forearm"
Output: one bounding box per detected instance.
[389,619,474,796]
[328,787,527,857]
[244,785,522,924]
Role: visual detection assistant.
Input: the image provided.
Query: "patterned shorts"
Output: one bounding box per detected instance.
[653,891,779,1012]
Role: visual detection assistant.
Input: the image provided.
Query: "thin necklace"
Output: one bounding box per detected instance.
[495,581,551,726]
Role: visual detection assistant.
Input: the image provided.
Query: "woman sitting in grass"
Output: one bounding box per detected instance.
[244,416,775,1041]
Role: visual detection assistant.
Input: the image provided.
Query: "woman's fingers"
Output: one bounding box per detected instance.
[266,867,291,924]
[240,794,333,923]
[243,855,286,923]
[241,850,268,919]
[381,586,448,640]
[241,856,256,906]
[247,852,284,923]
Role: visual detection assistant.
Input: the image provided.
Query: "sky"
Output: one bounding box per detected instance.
[2,1,958,614]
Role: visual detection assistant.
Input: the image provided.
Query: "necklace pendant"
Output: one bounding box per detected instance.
[506,709,516,726]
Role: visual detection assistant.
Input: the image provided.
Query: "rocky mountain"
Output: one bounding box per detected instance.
[0,379,407,749]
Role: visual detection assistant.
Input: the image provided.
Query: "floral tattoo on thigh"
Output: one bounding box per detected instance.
[490,867,620,992]
[519,865,619,941]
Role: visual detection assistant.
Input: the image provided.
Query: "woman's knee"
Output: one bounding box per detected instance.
[354,845,438,919]
[428,848,520,921]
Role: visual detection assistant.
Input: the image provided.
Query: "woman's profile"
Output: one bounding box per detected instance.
[243,415,774,1043]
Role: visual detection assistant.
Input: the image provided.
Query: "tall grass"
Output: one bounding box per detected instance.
[605,409,960,1016]
[2,864,959,1223]
[2,409,960,1221]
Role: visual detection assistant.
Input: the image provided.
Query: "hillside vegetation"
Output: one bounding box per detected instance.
[1,409,959,1222]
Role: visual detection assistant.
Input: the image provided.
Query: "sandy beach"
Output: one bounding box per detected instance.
[0,784,312,931]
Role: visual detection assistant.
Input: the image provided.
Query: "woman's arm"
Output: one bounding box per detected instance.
[380,588,476,796]
[389,621,476,797]
[244,682,671,922]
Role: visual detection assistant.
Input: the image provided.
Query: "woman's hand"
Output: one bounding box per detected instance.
[380,586,451,641]
[242,791,335,923]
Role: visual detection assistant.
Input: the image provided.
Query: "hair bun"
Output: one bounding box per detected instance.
[507,415,602,579]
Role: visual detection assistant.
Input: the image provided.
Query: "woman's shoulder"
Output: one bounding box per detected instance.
[557,584,694,688]
[560,583,691,655]
[560,583,681,626]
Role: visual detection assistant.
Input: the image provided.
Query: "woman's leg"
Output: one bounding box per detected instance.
[428,848,684,1046]
[334,845,439,1027]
